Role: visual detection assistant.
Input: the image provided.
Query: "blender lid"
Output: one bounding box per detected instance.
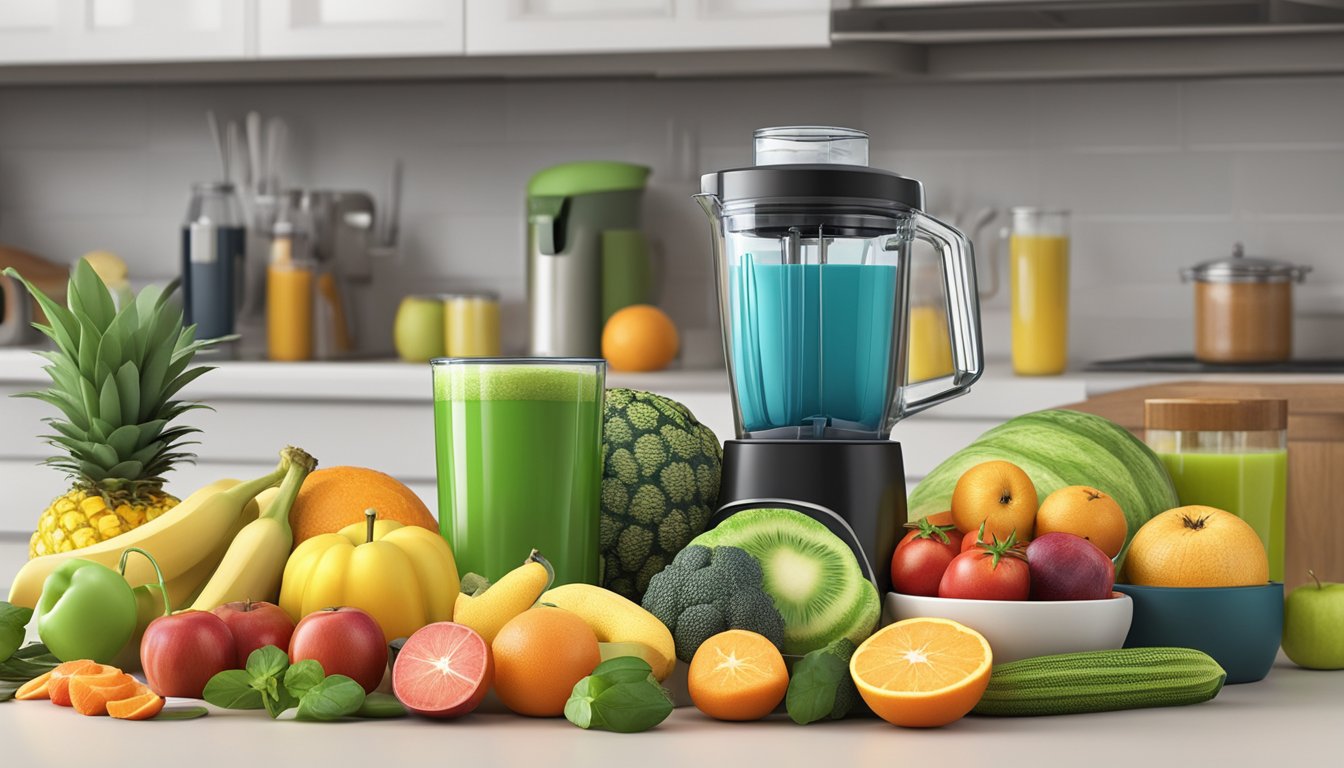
[701,164,926,210]
[1181,243,1311,284]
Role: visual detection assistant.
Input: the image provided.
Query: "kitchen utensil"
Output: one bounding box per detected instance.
[300,190,375,357]
[885,592,1133,664]
[526,161,651,356]
[432,357,605,585]
[1182,243,1311,363]
[1145,398,1289,581]
[1010,207,1070,375]
[696,125,984,593]
[394,295,445,362]
[1114,582,1284,684]
[444,292,500,357]
[246,111,263,193]
[181,182,246,340]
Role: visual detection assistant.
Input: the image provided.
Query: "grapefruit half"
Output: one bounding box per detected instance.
[392,622,492,718]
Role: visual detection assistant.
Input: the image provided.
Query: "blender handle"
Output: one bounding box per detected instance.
[900,211,985,418]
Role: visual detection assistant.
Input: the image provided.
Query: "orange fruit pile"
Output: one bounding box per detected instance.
[687,630,789,721]
[15,659,164,720]
[850,617,992,728]
[288,466,438,546]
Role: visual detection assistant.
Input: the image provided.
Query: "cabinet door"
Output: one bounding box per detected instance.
[465,0,830,55]
[257,0,465,58]
[0,0,246,64]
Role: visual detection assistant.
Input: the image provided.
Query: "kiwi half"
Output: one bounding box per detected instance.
[693,507,879,655]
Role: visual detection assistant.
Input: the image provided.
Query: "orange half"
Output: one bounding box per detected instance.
[850,618,992,728]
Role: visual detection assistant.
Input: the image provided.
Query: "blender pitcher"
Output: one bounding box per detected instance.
[696,127,983,440]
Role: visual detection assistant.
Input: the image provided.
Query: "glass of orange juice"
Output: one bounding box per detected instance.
[1010,208,1070,376]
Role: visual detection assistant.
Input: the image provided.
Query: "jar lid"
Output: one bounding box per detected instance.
[1181,243,1310,284]
[1145,398,1287,432]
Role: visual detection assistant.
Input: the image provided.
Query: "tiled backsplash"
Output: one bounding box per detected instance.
[1,74,1341,361]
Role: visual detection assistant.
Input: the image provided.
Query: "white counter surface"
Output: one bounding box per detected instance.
[1,536,1339,768]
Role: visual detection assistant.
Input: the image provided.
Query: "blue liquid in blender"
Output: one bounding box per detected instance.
[730,262,898,437]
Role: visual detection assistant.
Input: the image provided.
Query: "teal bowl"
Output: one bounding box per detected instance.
[1114,582,1283,684]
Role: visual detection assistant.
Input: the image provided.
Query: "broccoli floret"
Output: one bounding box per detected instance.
[641,544,785,662]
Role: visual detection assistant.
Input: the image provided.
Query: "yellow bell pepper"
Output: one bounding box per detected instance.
[279,509,459,643]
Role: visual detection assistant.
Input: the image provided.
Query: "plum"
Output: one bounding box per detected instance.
[1026,532,1115,601]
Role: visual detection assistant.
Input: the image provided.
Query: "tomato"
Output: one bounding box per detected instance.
[938,536,1031,601]
[891,519,964,597]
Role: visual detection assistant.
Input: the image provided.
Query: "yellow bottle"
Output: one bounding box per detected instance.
[266,224,314,362]
[1009,208,1070,376]
[444,292,501,357]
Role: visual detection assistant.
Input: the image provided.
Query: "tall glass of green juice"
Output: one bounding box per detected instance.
[431,358,605,585]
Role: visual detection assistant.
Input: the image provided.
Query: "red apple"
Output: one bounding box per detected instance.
[212,600,296,663]
[141,610,238,698]
[289,607,388,694]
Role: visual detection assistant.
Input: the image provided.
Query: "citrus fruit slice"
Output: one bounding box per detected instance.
[687,629,788,721]
[70,672,141,716]
[850,617,992,728]
[15,671,53,701]
[108,692,166,721]
[392,622,493,719]
[48,661,111,707]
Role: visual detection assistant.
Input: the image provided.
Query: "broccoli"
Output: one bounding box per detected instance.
[640,544,786,662]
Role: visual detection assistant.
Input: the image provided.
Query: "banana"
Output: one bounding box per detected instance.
[188,447,317,611]
[8,456,291,608]
[541,583,676,680]
[452,549,554,645]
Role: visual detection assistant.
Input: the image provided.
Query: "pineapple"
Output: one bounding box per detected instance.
[4,260,222,558]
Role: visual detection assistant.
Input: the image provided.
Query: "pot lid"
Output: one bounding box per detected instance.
[1182,243,1311,284]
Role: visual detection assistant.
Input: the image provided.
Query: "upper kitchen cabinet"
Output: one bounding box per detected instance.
[0,0,246,64]
[257,0,465,58]
[464,0,831,55]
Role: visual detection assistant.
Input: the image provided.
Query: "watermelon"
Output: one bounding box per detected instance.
[907,409,1178,549]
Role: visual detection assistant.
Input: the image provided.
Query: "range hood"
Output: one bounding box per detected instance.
[833,0,1344,43]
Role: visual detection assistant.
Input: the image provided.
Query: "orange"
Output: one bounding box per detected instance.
[1035,485,1128,558]
[602,305,679,373]
[1124,505,1269,587]
[108,691,165,721]
[15,671,53,700]
[687,630,788,721]
[70,672,140,716]
[850,617,992,728]
[48,661,109,707]
[951,460,1039,543]
[288,466,438,547]
[492,606,601,717]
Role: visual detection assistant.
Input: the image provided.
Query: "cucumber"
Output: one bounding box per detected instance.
[972,647,1227,717]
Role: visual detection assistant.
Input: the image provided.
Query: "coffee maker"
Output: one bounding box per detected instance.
[695,127,984,592]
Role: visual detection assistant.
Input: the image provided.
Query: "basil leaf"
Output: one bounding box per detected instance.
[564,695,597,729]
[0,602,32,662]
[356,693,406,718]
[786,638,858,725]
[295,675,366,721]
[284,659,325,699]
[590,656,654,684]
[589,681,673,733]
[153,706,210,721]
[263,685,297,720]
[203,670,264,710]
[245,645,290,680]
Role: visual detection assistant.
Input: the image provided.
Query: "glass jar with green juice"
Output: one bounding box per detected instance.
[1144,398,1288,581]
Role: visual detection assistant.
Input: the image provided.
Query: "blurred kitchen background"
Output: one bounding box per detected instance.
[0,1,1341,365]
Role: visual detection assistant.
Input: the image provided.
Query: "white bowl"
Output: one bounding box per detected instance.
[884,592,1134,664]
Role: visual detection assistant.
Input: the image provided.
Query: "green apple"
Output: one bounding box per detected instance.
[1282,570,1344,670]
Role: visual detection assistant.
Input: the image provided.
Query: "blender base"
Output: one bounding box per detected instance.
[715,439,907,594]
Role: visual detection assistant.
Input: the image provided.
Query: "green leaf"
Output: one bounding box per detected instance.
[245,645,290,680]
[590,656,655,684]
[263,685,297,719]
[98,376,121,427]
[202,670,264,710]
[104,424,140,459]
[69,258,116,331]
[1,267,78,353]
[76,319,101,381]
[786,638,858,725]
[114,362,140,431]
[564,696,597,729]
[295,675,366,722]
[152,706,209,721]
[587,681,673,733]
[0,603,33,661]
[283,659,325,699]
[355,693,406,719]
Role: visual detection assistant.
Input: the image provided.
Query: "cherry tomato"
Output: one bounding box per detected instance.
[938,537,1031,601]
[891,519,964,597]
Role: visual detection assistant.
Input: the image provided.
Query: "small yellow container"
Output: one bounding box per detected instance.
[1009,208,1070,376]
[444,292,500,357]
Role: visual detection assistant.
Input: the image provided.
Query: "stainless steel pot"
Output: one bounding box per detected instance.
[1181,243,1311,363]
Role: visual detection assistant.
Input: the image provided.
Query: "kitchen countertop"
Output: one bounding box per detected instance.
[1,534,1339,768]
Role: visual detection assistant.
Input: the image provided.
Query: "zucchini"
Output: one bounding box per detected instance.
[972,647,1227,717]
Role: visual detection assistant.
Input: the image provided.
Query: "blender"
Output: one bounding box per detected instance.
[695,127,984,593]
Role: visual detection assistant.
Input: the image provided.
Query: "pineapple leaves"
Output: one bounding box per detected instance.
[99,376,122,426]
[1,268,78,354]
[106,461,145,479]
[67,258,116,332]
[16,391,88,431]
[115,362,140,428]
[76,317,102,381]
[158,366,213,406]
[104,425,141,458]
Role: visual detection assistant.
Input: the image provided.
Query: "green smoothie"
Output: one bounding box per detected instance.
[432,360,604,585]
[1159,450,1287,581]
